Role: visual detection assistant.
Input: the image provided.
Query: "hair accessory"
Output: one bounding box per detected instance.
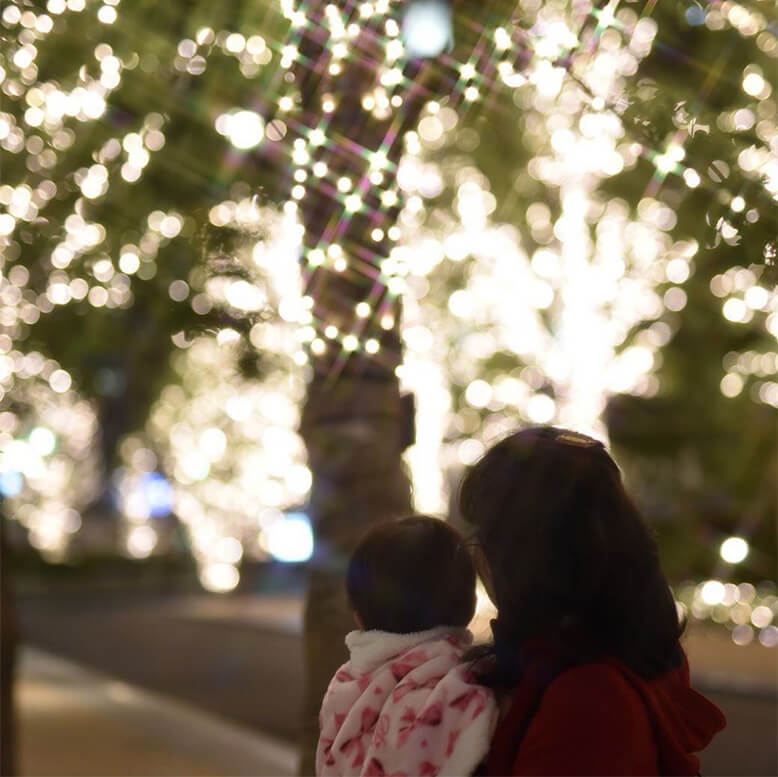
[555,430,601,447]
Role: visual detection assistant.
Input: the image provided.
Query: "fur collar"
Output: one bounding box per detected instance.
[345,626,473,674]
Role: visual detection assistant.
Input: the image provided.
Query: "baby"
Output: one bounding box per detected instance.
[316,515,497,777]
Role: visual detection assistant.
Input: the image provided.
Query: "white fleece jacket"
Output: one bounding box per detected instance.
[316,627,497,777]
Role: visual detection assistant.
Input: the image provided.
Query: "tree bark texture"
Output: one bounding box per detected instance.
[299,378,414,774]
[1,518,16,777]
[290,3,440,771]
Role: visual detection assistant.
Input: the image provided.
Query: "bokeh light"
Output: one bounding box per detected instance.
[720,536,750,565]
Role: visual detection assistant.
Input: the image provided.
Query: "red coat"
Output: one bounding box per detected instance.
[485,650,726,776]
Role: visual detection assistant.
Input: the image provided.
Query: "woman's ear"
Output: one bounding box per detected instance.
[353,611,365,629]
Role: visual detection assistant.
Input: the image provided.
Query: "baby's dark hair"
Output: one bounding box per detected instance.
[346,515,476,634]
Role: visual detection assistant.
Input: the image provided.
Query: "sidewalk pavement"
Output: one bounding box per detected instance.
[16,647,298,777]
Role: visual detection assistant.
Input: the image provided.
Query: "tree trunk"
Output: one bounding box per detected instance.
[289,3,439,771]
[1,517,16,777]
[299,378,414,774]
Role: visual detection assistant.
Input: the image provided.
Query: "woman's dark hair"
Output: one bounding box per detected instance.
[346,515,476,634]
[459,426,684,686]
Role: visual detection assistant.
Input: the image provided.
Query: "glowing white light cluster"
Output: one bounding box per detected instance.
[676,580,778,648]
[712,265,778,406]
[119,205,311,590]
[215,109,265,150]
[0,367,100,561]
[396,52,680,512]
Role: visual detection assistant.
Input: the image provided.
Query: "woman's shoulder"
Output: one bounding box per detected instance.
[526,658,658,752]
[544,659,647,710]
[492,660,659,776]
[495,658,653,739]
[553,659,634,688]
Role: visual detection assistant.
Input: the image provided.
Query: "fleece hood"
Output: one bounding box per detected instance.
[612,656,726,775]
[317,628,498,777]
[486,627,727,777]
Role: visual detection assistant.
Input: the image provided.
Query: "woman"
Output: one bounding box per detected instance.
[459,426,725,776]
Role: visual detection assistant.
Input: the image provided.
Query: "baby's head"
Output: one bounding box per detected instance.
[346,515,476,634]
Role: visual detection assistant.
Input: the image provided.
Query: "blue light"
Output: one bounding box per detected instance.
[402,0,453,58]
[0,470,23,498]
[685,5,705,25]
[267,512,314,563]
[140,472,174,518]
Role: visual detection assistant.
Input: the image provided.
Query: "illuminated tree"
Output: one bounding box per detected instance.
[391,0,778,552]
[117,202,313,584]
[0,0,300,523]
[598,1,778,592]
[0,368,100,559]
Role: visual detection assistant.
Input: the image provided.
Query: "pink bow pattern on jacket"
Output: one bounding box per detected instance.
[316,627,497,777]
